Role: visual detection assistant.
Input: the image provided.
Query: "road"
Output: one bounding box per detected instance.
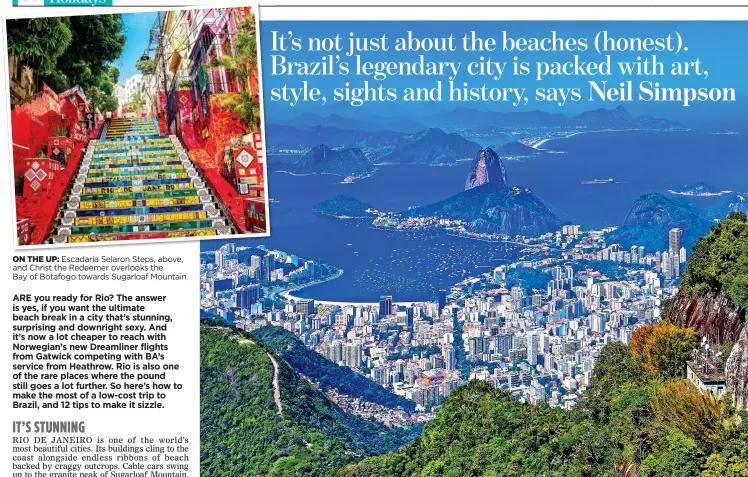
[267,352,283,416]
[268,268,344,303]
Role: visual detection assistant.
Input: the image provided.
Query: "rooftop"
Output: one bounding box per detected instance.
[687,358,725,385]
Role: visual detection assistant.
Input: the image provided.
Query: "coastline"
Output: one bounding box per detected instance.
[530,127,688,150]
[315,213,371,220]
[372,161,467,167]
[368,224,548,249]
[531,128,631,149]
[274,170,376,180]
[278,268,344,301]
[282,291,421,308]
[279,267,431,307]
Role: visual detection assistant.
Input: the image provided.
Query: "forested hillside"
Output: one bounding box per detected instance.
[201,322,419,476]
[679,211,748,310]
[339,325,748,477]
[251,325,416,412]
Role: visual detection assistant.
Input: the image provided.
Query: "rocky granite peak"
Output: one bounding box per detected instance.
[669,293,745,345]
[727,327,748,411]
[465,148,508,191]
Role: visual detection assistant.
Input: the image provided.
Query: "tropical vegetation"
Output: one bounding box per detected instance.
[7,15,125,112]
[135,57,157,76]
[201,321,421,477]
[339,323,746,477]
[209,13,261,133]
[250,325,416,412]
[680,211,748,309]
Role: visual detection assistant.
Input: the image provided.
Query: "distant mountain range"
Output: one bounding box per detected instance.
[278,107,681,134]
[281,112,426,134]
[266,124,402,152]
[274,144,376,177]
[430,105,683,131]
[267,107,680,169]
[366,128,479,165]
[402,148,561,236]
[492,141,545,159]
[268,126,481,168]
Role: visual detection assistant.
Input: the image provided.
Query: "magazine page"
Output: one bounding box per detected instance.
[3,3,748,477]
[2,5,264,477]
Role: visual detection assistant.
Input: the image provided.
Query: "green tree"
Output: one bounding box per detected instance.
[659,297,674,322]
[107,65,120,85]
[584,342,647,422]
[610,386,667,465]
[131,92,145,112]
[36,14,125,92]
[209,14,261,132]
[650,379,735,452]
[640,429,701,477]
[7,14,125,104]
[6,18,72,75]
[681,211,748,309]
[631,322,698,380]
[85,62,122,113]
[730,274,748,310]
[702,454,748,477]
[135,58,157,76]
[718,411,748,462]
[86,86,117,114]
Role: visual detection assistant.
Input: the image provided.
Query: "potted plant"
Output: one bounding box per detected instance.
[48,126,73,169]
[178,79,193,90]
[206,14,261,133]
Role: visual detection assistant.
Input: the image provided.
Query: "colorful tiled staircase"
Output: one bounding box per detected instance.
[50,117,232,243]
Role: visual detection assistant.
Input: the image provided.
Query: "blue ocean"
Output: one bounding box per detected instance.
[203,130,747,302]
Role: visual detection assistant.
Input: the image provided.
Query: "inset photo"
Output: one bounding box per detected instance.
[7,6,269,247]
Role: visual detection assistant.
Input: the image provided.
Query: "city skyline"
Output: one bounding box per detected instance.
[200,220,689,413]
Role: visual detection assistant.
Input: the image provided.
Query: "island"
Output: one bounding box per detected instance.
[313,195,377,219]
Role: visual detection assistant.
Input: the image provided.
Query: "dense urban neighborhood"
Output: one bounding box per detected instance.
[201,220,696,416]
